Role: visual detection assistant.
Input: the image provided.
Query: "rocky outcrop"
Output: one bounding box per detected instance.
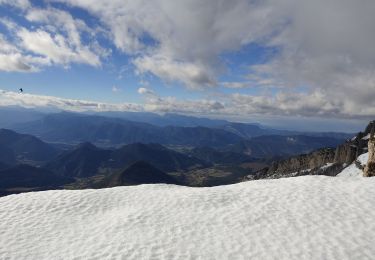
[246,120,375,180]
[364,122,375,177]
[267,148,335,175]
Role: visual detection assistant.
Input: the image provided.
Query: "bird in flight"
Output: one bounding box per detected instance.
[19,88,23,93]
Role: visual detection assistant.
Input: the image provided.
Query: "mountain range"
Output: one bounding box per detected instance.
[12,112,243,147]
[5,108,352,148]
[0,106,363,196]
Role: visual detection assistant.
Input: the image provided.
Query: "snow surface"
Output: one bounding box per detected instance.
[320,163,334,170]
[362,134,370,140]
[338,153,368,177]
[358,152,369,165]
[1,176,375,260]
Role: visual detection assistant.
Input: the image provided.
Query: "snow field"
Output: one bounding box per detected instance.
[0,176,375,259]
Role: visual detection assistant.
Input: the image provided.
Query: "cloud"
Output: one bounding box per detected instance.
[0,89,142,112]
[16,28,100,67]
[49,0,375,118]
[0,53,32,72]
[0,33,45,72]
[112,86,121,93]
[51,0,277,88]
[143,97,225,114]
[133,55,216,89]
[2,88,375,121]
[1,0,375,120]
[137,87,155,95]
[221,82,250,89]
[0,5,105,71]
[0,0,29,9]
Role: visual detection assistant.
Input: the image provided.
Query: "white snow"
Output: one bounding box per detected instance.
[358,152,369,165]
[337,163,363,177]
[338,153,368,177]
[1,176,375,260]
[362,133,370,140]
[320,162,334,170]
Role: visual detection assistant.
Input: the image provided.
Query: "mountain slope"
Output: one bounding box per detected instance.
[45,142,112,178]
[1,176,374,259]
[0,106,45,128]
[188,146,254,164]
[109,143,208,172]
[98,161,180,187]
[0,129,59,164]
[247,121,374,180]
[46,142,208,177]
[0,164,74,196]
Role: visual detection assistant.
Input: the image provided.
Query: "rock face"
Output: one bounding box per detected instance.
[248,120,375,180]
[364,122,375,177]
[266,148,335,175]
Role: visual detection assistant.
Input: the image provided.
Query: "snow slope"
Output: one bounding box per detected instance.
[1,176,375,259]
[338,152,368,177]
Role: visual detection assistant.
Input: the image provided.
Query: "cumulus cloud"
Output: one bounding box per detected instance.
[0,33,45,72]
[0,5,105,71]
[1,0,375,119]
[50,0,277,88]
[52,0,375,118]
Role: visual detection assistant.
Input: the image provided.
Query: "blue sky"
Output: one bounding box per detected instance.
[0,0,374,132]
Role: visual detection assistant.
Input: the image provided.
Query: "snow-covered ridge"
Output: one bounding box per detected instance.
[1,176,374,259]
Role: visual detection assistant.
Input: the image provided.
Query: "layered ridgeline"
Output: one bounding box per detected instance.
[248,121,374,180]
[11,112,243,147]
[10,111,351,147]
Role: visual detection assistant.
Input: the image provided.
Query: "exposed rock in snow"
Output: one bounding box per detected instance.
[364,126,375,177]
[1,176,374,259]
[337,153,368,177]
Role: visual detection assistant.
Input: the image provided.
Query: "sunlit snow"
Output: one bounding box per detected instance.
[0,176,374,259]
[338,153,368,177]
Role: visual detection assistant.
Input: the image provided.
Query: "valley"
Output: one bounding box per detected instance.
[0,108,358,196]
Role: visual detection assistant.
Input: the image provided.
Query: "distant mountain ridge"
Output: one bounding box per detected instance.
[11,111,352,147]
[12,112,243,147]
[225,135,344,159]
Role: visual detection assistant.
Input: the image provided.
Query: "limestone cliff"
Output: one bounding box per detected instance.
[364,122,375,177]
[247,121,374,180]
